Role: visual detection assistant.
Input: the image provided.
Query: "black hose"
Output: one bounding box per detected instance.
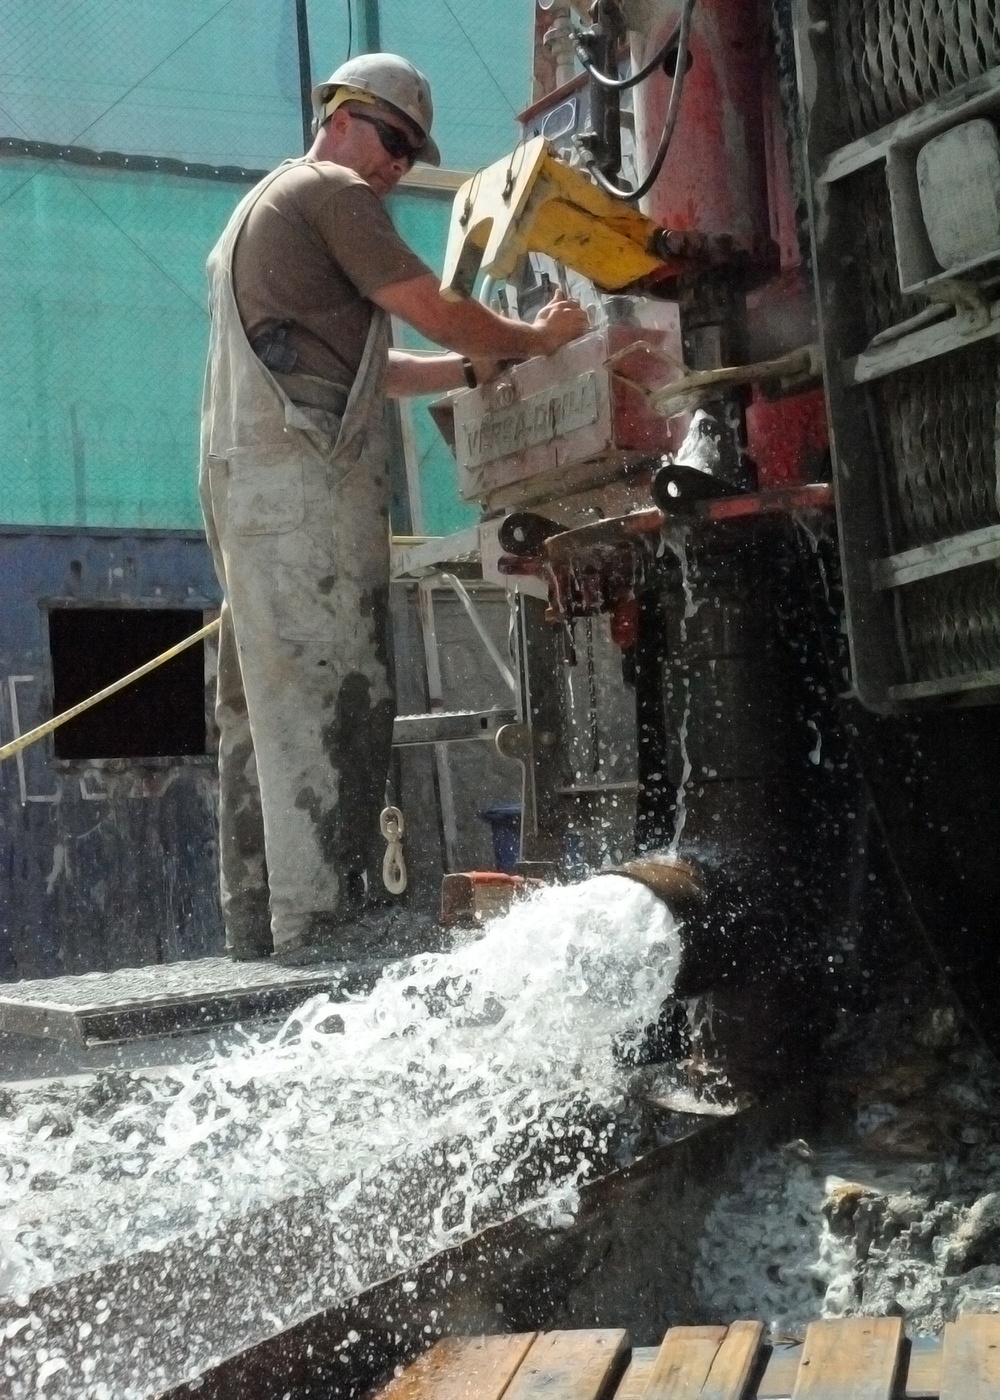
[576,19,680,91]
[583,0,697,202]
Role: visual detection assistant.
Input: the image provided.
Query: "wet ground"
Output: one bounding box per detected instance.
[695,997,1000,1336]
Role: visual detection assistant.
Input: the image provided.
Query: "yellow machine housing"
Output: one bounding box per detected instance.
[439,136,670,298]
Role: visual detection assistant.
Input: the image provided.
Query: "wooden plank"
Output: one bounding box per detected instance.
[373,1334,537,1400]
[757,1344,804,1399]
[399,165,471,193]
[905,1341,943,1399]
[640,1327,729,1399]
[505,1330,631,1400]
[638,1324,762,1400]
[939,1314,1000,1400]
[702,1322,766,1400]
[759,1337,940,1399]
[761,1332,941,1400]
[791,1318,903,1400]
[616,1350,658,1400]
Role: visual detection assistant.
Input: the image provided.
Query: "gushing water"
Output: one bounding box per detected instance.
[660,523,700,853]
[669,677,692,852]
[0,876,679,1398]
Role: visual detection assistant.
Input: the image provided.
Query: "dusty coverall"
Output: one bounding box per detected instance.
[199,159,395,958]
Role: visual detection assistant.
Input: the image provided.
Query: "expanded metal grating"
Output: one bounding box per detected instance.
[876,342,1000,548]
[902,563,1000,680]
[849,165,922,343]
[830,0,1000,140]
[814,4,1000,693]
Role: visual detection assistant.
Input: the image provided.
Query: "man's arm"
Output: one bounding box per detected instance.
[386,349,471,398]
[375,273,589,363]
[385,348,513,397]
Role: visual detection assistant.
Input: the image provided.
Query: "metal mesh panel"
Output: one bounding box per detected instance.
[847,165,923,342]
[902,562,1000,679]
[876,342,1000,684]
[831,0,1000,140]
[876,341,1000,548]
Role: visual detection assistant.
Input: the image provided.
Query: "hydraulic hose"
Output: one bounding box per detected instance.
[576,16,679,91]
[583,0,697,203]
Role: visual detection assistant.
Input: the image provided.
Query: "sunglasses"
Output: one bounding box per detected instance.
[349,111,422,165]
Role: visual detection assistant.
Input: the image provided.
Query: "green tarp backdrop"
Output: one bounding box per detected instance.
[0,0,532,533]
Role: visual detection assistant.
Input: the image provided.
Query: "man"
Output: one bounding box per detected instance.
[200,53,588,967]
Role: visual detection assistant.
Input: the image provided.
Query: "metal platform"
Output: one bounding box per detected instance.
[0,956,360,1046]
[393,707,516,745]
[374,1316,1000,1400]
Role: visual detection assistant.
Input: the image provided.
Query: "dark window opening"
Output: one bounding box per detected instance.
[48,608,207,760]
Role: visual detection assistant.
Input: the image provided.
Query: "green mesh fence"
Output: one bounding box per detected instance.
[0,0,531,533]
[390,194,480,537]
[0,159,232,529]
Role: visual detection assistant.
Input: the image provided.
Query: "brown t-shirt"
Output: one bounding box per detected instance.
[232,159,431,386]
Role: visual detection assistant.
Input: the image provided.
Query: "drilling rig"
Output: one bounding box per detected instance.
[411,0,1000,1083]
[7,8,1000,1397]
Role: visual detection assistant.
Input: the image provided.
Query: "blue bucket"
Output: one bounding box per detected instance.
[477,801,523,874]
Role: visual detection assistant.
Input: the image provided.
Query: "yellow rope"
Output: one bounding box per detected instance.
[0,617,221,765]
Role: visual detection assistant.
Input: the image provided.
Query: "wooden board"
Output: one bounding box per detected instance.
[939,1314,1000,1400]
[616,1350,658,1400]
[504,1330,631,1400]
[641,1323,764,1399]
[791,1318,903,1400]
[757,1339,940,1400]
[375,1334,537,1400]
[642,1326,727,1400]
[701,1322,765,1400]
[371,1317,1000,1400]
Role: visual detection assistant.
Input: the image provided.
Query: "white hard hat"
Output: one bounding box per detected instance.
[312,52,441,166]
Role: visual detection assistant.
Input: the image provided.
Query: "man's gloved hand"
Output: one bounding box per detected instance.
[532,290,591,356]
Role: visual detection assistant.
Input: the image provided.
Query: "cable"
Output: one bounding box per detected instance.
[439,0,520,118]
[0,0,241,215]
[53,164,209,316]
[582,0,696,203]
[576,17,681,91]
[69,0,241,149]
[347,0,353,58]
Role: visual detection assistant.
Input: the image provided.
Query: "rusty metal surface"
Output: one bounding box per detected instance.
[633,0,769,247]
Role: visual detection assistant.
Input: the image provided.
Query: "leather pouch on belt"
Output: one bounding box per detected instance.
[226,446,306,536]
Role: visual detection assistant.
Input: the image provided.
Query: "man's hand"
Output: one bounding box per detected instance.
[531,292,591,356]
[375,273,592,365]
